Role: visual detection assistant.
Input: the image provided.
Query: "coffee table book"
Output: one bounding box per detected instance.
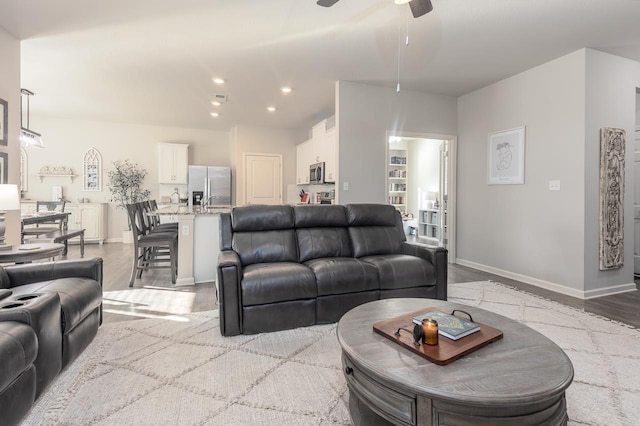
[412,310,480,340]
[372,308,503,365]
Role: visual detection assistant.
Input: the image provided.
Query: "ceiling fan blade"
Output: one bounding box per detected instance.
[317,0,340,7]
[409,0,433,18]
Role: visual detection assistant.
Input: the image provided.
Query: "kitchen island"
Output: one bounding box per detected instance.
[151,205,230,287]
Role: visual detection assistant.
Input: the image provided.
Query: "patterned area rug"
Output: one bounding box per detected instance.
[22,281,640,425]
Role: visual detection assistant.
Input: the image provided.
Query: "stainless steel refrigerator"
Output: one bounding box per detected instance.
[187,166,231,208]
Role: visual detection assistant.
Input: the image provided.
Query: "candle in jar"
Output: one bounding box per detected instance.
[422,318,438,345]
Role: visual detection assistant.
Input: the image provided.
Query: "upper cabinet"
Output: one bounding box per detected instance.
[158,143,189,184]
[296,117,337,185]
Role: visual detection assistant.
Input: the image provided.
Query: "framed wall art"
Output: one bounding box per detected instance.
[0,98,7,146]
[487,126,525,185]
[0,152,8,184]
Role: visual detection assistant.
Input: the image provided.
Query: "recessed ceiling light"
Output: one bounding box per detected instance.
[210,112,220,117]
[213,78,225,84]
[281,87,292,94]
[211,101,221,106]
[267,106,276,112]
[394,0,410,4]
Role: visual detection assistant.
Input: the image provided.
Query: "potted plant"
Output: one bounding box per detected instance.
[106,160,151,243]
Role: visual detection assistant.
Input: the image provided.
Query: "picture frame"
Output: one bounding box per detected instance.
[0,152,8,184]
[0,98,7,146]
[487,126,525,185]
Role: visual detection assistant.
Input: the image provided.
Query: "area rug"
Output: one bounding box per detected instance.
[22,281,640,425]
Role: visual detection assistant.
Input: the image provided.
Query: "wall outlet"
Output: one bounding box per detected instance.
[182,224,190,236]
[343,182,349,191]
[549,180,561,191]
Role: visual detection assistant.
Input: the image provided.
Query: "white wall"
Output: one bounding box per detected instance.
[231,124,299,206]
[25,116,230,240]
[457,50,587,293]
[0,27,21,245]
[336,81,457,204]
[583,49,640,293]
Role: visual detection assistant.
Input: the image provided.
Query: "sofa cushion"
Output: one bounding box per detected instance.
[242,263,317,305]
[9,278,102,333]
[297,228,352,262]
[305,258,378,296]
[232,205,294,232]
[233,229,298,266]
[0,321,37,393]
[346,204,405,257]
[294,205,348,227]
[361,254,436,289]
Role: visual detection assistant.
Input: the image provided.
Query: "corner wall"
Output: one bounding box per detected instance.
[336,81,457,204]
[583,49,640,294]
[457,50,587,294]
[0,27,21,245]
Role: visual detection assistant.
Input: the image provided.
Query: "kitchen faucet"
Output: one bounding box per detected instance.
[200,194,219,212]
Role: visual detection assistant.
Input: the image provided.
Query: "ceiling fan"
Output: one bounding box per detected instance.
[317,0,433,18]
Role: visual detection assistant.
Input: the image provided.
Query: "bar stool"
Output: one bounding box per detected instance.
[126,203,178,287]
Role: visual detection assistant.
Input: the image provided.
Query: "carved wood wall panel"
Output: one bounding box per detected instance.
[599,127,625,270]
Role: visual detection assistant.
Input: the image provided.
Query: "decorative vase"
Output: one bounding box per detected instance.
[122,230,134,244]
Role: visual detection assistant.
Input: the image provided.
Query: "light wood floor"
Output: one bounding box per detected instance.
[55,243,639,328]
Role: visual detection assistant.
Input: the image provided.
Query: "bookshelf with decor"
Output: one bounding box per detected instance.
[388,148,407,210]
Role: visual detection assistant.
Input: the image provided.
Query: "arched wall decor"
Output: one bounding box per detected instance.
[83,148,102,192]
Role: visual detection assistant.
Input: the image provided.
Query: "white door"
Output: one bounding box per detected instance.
[245,154,282,205]
[634,129,640,276]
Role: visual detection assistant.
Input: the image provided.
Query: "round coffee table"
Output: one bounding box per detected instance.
[337,298,574,426]
[0,243,65,263]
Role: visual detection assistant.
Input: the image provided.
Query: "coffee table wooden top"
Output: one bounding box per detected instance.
[0,243,65,263]
[337,298,574,406]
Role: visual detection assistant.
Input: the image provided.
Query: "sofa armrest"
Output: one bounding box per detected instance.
[402,242,448,300]
[217,250,243,336]
[3,258,104,289]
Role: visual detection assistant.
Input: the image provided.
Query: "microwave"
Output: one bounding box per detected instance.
[310,162,325,184]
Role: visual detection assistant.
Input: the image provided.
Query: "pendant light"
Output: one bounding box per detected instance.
[20,89,44,148]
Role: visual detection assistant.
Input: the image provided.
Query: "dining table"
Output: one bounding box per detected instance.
[20,211,71,243]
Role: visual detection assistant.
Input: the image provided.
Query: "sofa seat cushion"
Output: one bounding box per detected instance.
[361,254,436,290]
[10,278,102,333]
[305,258,379,296]
[0,321,37,393]
[242,263,317,306]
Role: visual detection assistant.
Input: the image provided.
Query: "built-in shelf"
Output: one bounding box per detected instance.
[36,174,77,183]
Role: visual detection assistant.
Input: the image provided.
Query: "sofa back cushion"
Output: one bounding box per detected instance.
[346,204,406,258]
[231,205,298,266]
[294,205,352,262]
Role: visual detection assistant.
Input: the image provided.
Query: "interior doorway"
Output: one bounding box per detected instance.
[386,132,457,262]
[634,89,640,277]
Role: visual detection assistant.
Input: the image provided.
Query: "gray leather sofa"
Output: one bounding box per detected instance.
[218,204,447,336]
[0,258,103,425]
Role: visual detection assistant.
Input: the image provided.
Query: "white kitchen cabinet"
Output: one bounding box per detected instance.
[66,203,108,243]
[158,143,189,184]
[296,140,312,184]
[323,128,337,182]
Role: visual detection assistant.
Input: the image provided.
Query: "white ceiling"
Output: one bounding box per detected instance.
[2,0,640,132]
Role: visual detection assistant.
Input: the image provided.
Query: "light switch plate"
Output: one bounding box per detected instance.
[182,225,190,236]
[343,182,349,191]
[549,180,561,191]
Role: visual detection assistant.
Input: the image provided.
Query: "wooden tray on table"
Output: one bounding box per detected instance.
[372,308,503,365]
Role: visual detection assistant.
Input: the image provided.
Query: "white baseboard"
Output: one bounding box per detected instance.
[455,258,637,300]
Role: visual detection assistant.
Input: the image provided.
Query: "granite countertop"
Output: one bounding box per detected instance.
[152,205,232,215]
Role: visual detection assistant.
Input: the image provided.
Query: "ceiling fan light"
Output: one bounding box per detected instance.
[20,128,44,148]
